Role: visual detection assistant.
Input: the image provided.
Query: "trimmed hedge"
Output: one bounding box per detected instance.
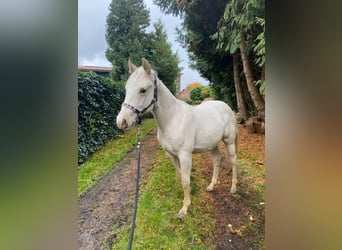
[78,71,125,164]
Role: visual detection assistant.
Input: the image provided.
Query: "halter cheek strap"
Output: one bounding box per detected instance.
[122,75,158,125]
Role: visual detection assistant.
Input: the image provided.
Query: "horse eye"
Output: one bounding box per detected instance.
[140,88,146,94]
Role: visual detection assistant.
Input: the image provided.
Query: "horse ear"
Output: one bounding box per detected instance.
[142,58,151,74]
[128,59,137,74]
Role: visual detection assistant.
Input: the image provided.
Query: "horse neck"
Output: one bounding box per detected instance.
[152,79,181,130]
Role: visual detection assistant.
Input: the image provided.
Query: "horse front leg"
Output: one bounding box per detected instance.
[166,151,181,180]
[178,153,192,219]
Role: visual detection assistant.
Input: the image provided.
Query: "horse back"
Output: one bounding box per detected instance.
[194,100,235,122]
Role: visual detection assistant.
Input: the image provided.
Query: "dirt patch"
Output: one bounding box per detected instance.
[197,124,265,249]
[78,124,265,249]
[78,129,160,250]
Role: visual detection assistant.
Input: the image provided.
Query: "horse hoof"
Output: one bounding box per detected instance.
[230,187,237,194]
[206,186,214,192]
[178,211,186,220]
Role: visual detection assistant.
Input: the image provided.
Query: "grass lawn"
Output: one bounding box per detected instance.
[111,125,265,249]
[78,121,265,249]
[78,118,157,197]
[111,148,216,249]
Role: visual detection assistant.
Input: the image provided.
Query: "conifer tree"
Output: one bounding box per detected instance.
[149,21,179,94]
[106,0,150,81]
[106,0,179,94]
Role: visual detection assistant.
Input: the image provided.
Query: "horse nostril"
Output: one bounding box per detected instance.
[122,119,128,129]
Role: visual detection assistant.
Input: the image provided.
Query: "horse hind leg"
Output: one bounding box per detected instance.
[224,135,238,194]
[207,147,221,192]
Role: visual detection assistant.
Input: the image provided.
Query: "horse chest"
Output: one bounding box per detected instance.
[157,130,186,155]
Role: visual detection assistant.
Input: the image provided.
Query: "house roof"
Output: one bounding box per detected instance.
[179,88,190,100]
[78,65,112,73]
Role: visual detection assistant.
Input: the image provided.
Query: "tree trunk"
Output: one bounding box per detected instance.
[233,53,249,122]
[260,64,265,99]
[239,33,265,119]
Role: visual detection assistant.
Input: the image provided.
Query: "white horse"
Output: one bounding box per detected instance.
[117,58,238,219]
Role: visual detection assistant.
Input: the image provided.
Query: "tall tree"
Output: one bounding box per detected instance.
[154,0,238,109]
[240,33,265,118]
[106,1,179,94]
[214,0,265,119]
[233,53,248,121]
[148,21,180,95]
[106,0,150,81]
[155,0,265,120]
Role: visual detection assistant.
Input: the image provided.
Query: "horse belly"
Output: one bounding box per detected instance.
[192,107,226,153]
[193,120,224,152]
[193,133,222,153]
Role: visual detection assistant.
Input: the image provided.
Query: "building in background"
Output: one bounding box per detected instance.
[178,88,190,100]
[78,66,112,78]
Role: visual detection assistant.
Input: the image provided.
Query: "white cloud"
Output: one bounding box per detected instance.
[79,53,112,67]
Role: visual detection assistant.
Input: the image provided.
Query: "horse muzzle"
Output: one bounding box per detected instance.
[116,109,136,130]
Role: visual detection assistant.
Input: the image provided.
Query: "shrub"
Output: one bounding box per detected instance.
[78,71,125,164]
[190,85,213,102]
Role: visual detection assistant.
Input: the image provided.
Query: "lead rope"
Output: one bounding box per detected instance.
[128,125,142,250]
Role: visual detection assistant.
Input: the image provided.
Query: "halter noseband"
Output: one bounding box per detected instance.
[122,75,158,125]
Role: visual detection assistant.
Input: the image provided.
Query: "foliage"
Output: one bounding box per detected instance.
[179,0,229,81]
[189,86,202,102]
[154,0,265,117]
[148,21,180,95]
[212,0,265,96]
[106,0,180,94]
[155,0,237,108]
[253,16,265,96]
[106,0,150,81]
[153,0,186,16]
[214,0,265,52]
[211,79,238,111]
[78,119,156,196]
[255,79,265,96]
[78,71,125,164]
[190,85,216,104]
[253,16,265,66]
[186,82,202,91]
[190,86,210,102]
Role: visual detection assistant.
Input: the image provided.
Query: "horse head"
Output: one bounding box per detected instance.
[116,58,157,130]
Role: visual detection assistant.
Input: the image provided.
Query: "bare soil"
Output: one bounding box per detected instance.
[198,125,265,249]
[78,129,160,250]
[78,125,265,249]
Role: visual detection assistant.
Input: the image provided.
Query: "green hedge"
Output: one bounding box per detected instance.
[78,71,125,164]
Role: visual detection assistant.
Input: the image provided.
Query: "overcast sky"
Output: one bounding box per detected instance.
[78,0,209,90]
